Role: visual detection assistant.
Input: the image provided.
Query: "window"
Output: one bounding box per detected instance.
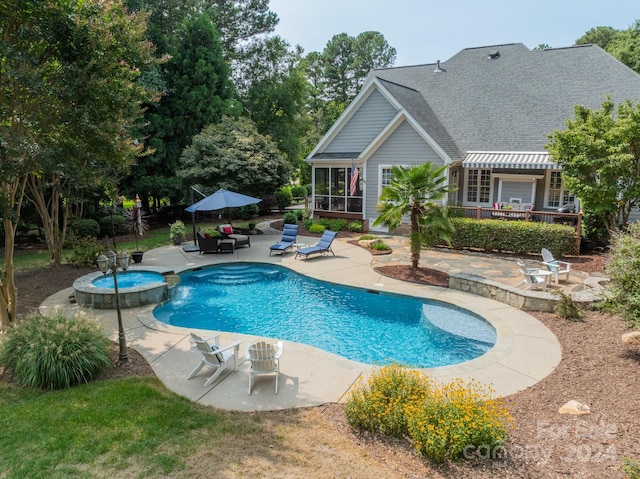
[313,166,362,213]
[547,171,574,208]
[466,169,491,204]
[381,167,393,187]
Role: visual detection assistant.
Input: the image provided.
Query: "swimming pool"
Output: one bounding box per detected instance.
[153,263,496,368]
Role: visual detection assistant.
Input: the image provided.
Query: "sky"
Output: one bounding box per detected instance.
[268,0,637,66]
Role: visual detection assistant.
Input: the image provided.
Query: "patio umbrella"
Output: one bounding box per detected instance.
[185,188,261,213]
[184,188,261,249]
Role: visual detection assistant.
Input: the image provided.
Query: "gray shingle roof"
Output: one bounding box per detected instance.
[369,43,640,160]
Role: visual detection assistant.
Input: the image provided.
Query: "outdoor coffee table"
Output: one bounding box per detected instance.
[218,239,235,254]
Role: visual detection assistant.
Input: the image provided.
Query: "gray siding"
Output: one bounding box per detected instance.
[324,89,397,153]
[500,181,532,203]
[365,121,444,221]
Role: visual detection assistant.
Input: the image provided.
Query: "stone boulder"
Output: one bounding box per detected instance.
[622,331,640,345]
[559,400,591,415]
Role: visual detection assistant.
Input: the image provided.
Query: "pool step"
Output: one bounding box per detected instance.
[190,267,284,286]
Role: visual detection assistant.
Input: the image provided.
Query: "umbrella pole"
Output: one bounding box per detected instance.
[190,188,197,245]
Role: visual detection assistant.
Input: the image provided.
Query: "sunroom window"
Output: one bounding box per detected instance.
[314,166,362,213]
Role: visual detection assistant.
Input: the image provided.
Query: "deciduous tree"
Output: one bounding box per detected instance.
[1,0,157,329]
[176,116,290,198]
[546,97,640,236]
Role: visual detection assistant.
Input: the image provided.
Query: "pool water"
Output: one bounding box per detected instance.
[153,264,496,368]
[92,271,165,289]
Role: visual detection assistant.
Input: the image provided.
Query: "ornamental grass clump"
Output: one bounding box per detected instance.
[345,365,512,464]
[405,379,512,463]
[0,312,111,389]
[345,365,432,438]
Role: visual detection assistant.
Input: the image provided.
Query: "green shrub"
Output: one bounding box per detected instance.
[290,185,307,198]
[275,187,293,211]
[553,291,584,321]
[602,223,640,329]
[345,366,512,464]
[369,240,390,251]
[69,219,100,239]
[317,218,347,232]
[98,214,127,237]
[359,234,378,240]
[348,221,363,232]
[67,235,101,267]
[345,365,432,437]
[0,312,112,389]
[294,209,305,220]
[440,218,575,255]
[236,203,259,220]
[303,218,315,230]
[623,458,640,479]
[308,223,326,234]
[283,211,298,224]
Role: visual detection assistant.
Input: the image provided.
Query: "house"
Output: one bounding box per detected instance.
[306,43,640,231]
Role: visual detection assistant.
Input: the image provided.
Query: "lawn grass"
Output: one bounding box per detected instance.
[2,227,173,273]
[0,377,244,478]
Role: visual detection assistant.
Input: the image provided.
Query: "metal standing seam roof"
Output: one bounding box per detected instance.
[462,151,559,169]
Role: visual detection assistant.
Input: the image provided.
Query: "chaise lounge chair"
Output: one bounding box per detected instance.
[294,230,337,260]
[269,224,299,256]
[218,224,250,248]
[517,259,552,291]
[246,340,283,395]
[187,332,242,387]
[541,248,572,284]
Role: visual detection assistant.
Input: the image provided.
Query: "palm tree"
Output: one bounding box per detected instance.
[373,163,455,269]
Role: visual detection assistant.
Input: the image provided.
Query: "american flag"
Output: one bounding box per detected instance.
[350,161,359,196]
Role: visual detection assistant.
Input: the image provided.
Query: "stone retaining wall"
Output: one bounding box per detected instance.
[449,273,601,312]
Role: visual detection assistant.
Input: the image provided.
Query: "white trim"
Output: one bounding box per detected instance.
[544,170,575,209]
[492,173,543,180]
[463,168,494,206]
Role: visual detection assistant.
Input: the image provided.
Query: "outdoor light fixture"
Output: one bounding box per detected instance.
[135,194,142,210]
[96,250,130,361]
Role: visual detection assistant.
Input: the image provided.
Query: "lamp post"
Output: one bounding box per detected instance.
[96,250,130,361]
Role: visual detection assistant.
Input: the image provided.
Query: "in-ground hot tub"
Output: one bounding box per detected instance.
[73,266,178,309]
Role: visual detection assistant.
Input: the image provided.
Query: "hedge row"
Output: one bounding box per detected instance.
[435,218,576,256]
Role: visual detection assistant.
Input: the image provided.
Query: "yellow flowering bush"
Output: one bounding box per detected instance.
[405,379,512,462]
[345,365,432,437]
[344,366,512,463]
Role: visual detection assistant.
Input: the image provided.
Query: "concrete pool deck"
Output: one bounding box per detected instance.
[40,229,562,412]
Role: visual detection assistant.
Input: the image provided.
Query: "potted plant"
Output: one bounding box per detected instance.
[125,206,149,263]
[169,220,186,245]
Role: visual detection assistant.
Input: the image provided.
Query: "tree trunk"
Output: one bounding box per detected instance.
[1,219,18,330]
[27,174,69,265]
[410,203,421,269]
[1,172,28,330]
